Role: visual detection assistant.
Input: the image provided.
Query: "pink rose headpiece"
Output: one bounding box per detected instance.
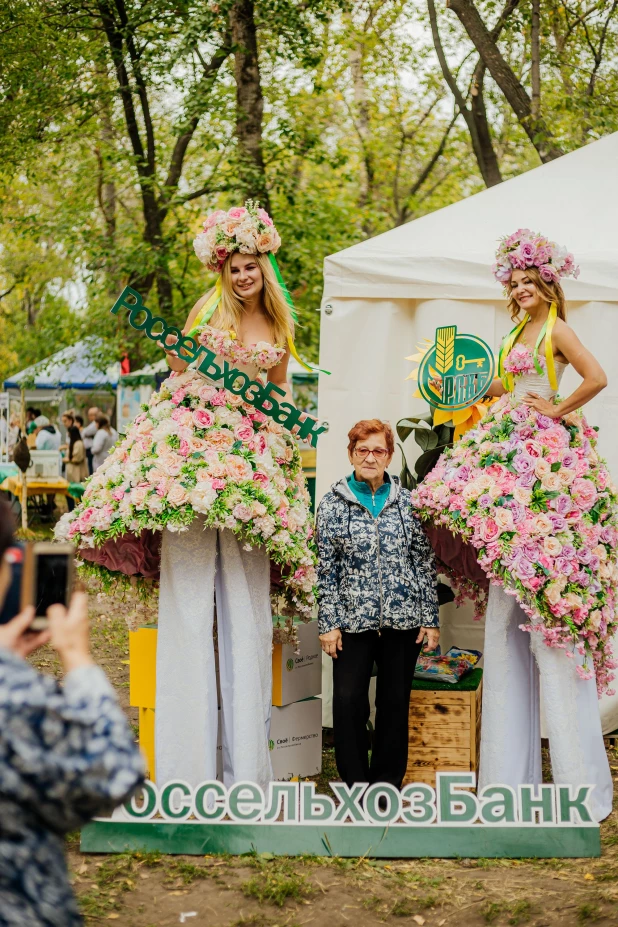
[492,229,580,286]
[193,199,282,272]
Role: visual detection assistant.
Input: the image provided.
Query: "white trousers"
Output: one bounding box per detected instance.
[155,519,273,792]
[479,583,613,822]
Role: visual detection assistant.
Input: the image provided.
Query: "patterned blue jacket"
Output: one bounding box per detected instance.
[0,652,145,926]
[316,475,439,634]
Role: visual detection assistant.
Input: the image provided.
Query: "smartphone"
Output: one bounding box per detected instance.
[21,542,75,630]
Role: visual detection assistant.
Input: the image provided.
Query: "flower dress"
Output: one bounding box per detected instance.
[412,342,617,820]
[56,326,317,791]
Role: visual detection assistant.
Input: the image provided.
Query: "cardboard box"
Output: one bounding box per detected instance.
[269,697,322,780]
[272,619,321,707]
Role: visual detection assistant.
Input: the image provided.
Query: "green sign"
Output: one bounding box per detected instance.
[111,287,327,447]
[418,326,495,411]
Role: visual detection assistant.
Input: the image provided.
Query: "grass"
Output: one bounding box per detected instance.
[241,862,312,907]
[508,900,533,925]
[483,901,506,923]
[577,903,602,923]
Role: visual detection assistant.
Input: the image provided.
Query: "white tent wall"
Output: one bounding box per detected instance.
[316,133,618,733]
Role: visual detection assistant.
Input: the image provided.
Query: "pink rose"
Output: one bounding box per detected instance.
[571,478,597,510]
[253,471,269,486]
[210,390,228,407]
[228,206,248,220]
[479,519,500,544]
[208,429,235,451]
[234,422,255,443]
[232,503,253,522]
[112,488,125,501]
[215,245,229,261]
[250,434,267,456]
[171,389,186,405]
[257,207,274,226]
[211,478,226,491]
[179,439,191,458]
[198,384,218,403]
[193,409,215,429]
[523,440,544,459]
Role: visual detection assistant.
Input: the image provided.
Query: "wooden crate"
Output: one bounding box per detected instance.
[404,672,483,788]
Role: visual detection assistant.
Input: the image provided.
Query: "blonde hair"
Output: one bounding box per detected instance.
[506,267,567,323]
[213,253,294,346]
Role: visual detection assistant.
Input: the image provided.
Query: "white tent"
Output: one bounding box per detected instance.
[317,130,618,732]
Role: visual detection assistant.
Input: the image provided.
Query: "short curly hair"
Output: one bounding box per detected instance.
[347,419,395,457]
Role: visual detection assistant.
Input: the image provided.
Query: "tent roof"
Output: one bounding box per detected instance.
[323,132,618,301]
[4,338,119,391]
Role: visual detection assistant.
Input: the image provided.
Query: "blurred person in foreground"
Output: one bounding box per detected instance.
[0,500,144,926]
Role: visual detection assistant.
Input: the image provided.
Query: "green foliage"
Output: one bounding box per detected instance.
[0,0,617,380]
[397,415,455,489]
[241,861,313,906]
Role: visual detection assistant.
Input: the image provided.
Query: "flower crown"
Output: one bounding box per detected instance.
[193,200,282,272]
[492,229,580,286]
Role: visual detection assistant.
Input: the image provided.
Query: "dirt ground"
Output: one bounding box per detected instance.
[30,586,618,927]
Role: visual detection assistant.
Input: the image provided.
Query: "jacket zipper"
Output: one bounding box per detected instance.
[375,517,384,631]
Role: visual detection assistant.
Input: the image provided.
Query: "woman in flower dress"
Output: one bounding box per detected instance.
[55,203,316,791]
[413,230,615,820]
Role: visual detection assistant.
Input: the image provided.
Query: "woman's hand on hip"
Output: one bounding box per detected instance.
[320,629,343,659]
[416,626,440,652]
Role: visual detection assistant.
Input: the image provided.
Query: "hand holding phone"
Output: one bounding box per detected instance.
[47,591,93,674]
[21,543,75,630]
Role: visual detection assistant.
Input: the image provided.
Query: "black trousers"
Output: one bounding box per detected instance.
[332,628,422,789]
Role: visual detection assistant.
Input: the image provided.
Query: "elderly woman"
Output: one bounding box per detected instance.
[317,419,439,789]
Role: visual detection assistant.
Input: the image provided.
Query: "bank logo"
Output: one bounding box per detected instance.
[418,326,495,411]
[286,659,294,672]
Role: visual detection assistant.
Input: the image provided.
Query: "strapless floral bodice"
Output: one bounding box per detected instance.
[502,343,566,401]
[197,324,286,371]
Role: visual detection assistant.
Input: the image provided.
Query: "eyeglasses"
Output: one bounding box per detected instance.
[354,446,389,460]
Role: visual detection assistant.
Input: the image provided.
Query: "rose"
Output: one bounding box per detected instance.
[198,384,218,403]
[253,471,269,487]
[513,453,535,475]
[232,503,253,523]
[210,390,228,407]
[193,409,215,429]
[543,536,562,557]
[540,427,569,451]
[523,440,544,459]
[548,513,566,532]
[207,429,235,451]
[234,422,255,443]
[160,457,183,477]
[551,494,572,515]
[257,207,273,226]
[228,206,248,220]
[130,486,149,509]
[147,494,165,515]
[479,518,500,544]
[112,487,125,501]
[535,458,551,478]
[210,478,226,491]
[541,472,562,492]
[190,437,209,454]
[571,478,597,511]
[546,581,565,606]
[167,483,189,507]
[494,508,514,531]
[558,468,575,488]
[226,456,254,483]
[171,388,186,405]
[530,513,552,536]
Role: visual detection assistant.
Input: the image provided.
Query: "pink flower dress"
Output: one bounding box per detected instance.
[55,325,317,623]
[412,343,618,695]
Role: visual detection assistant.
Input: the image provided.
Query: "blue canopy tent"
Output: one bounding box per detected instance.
[4,337,119,399]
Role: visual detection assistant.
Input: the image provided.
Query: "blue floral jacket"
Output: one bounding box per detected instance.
[0,652,145,926]
[316,475,439,634]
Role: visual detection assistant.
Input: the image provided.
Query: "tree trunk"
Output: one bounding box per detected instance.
[447,0,563,162]
[531,0,541,120]
[229,0,270,212]
[470,60,503,186]
[348,37,374,221]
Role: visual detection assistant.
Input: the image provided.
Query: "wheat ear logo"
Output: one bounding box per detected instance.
[286,659,294,672]
[417,326,495,411]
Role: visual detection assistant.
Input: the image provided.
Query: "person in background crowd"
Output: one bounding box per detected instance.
[7,416,20,456]
[81,407,100,475]
[74,414,84,434]
[91,414,118,472]
[63,425,88,512]
[33,416,61,452]
[25,409,41,437]
[317,419,440,790]
[61,411,75,433]
[0,499,144,925]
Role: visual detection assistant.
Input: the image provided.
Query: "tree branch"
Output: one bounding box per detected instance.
[447,0,563,162]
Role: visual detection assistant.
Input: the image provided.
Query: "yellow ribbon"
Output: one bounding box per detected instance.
[544,301,558,391]
[287,335,315,373]
[187,278,222,338]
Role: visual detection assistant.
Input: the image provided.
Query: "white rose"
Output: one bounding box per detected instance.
[152,400,174,421]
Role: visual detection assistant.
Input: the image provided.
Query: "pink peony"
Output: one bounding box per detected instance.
[232,503,253,523]
[571,478,597,510]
